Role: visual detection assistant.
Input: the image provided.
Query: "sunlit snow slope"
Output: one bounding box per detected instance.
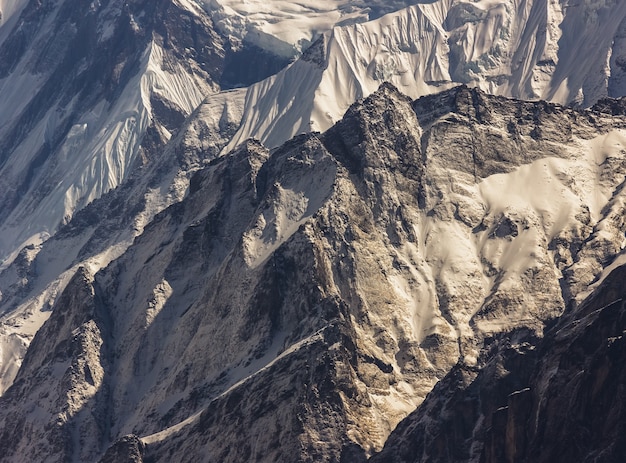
[199,0,420,57]
[226,0,626,152]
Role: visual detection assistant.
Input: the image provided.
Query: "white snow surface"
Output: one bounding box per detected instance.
[0,0,28,46]
[0,41,211,269]
[198,0,418,57]
[0,0,26,19]
[225,0,626,152]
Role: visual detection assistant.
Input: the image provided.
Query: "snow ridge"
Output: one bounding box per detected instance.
[225,0,626,152]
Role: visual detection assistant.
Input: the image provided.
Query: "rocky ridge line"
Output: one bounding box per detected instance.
[1,84,626,462]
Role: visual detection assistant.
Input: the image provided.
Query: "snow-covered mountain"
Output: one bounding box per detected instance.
[3,0,626,271]
[0,0,433,271]
[0,0,430,399]
[1,1,626,462]
[0,0,227,267]
[226,0,626,152]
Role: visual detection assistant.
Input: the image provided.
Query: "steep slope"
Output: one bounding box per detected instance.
[0,0,229,266]
[2,85,626,462]
[0,87,245,395]
[369,260,626,463]
[226,0,626,152]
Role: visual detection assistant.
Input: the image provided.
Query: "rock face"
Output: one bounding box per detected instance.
[99,435,145,463]
[2,84,626,462]
[369,262,626,463]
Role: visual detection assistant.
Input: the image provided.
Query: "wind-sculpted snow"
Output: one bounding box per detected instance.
[226,0,626,152]
[2,85,626,462]
[0,0,227,268]
[199,0,421,57]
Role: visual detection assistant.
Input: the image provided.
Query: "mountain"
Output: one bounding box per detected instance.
[2,1,626,462]
[2,83,626,461]
[0,0,406,396]
[0,0,441,400]
[225,0,626,151]
[0,0,428,269]
[0,0,453,397]
[3,0,626,268]
[369,250,626,463]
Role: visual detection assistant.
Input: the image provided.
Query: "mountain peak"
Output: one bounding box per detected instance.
[2,3,626,462]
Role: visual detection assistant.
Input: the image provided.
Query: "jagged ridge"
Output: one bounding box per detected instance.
[2,84,626,462]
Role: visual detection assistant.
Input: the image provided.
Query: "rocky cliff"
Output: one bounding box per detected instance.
[1,84,626,462]
[370,257,626,463]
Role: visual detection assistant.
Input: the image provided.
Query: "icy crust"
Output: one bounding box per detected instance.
[3,86,626,461]
[226,0,626,152]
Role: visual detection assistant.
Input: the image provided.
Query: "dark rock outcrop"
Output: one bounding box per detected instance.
[370,264,626,463]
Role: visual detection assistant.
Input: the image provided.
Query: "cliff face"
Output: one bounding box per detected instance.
[370,261,626,463]
[2,83,626,462]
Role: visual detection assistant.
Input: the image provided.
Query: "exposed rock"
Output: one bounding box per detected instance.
[3,83,626,462]
[99,435,145,463]
[370,263,626,463]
